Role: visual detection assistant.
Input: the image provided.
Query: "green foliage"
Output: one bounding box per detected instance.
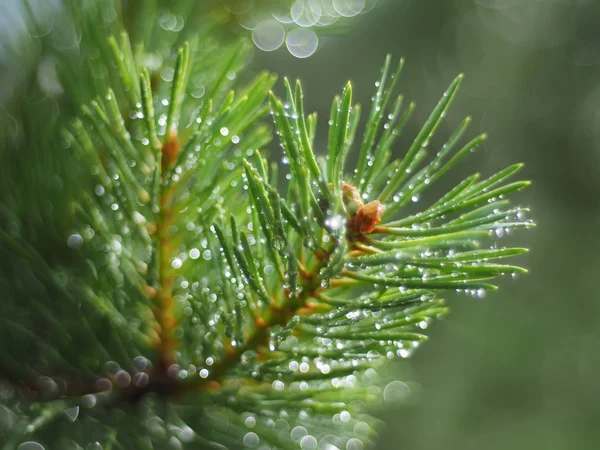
[0,1,532,449]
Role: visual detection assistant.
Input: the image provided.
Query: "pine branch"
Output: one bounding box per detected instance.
[0,1,533,448]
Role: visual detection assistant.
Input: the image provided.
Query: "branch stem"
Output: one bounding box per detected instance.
[152,136,180,369]
[196,258,328,389]
[154,193,177,368]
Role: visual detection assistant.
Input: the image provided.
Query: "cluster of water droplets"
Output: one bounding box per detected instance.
[224,360,409,448]
[238,0,376,57]
[238,411,370,449]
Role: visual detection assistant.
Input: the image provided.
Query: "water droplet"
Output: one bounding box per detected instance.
[18,443,45,450]
[252,20,285,51]
[291,426,308,442]
[220,127,229,136]
[133,356,150,371]
[114,370,131,388]
[336,0,366,17]
[81,394,97,408]
[273,236,285,250]
[325,214,344,231]
[243,432,259,448]
[179,426,194,443]
[300,435,318,450]
[398,349,410,358]
[346,438,364,450]
[64,406,79,422]
[245,416,256,428]
[67,234,83,248]
[134,372,149,388]
[286,28,318,58]
[383,380,410,403]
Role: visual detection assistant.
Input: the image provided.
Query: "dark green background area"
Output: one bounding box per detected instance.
[256,1,600,449]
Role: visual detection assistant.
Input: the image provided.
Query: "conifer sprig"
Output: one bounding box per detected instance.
[0,2,533,448]
[162,57,532,448]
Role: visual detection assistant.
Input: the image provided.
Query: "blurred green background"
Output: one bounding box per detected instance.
[255,0,600,449]
[2,0,599,449]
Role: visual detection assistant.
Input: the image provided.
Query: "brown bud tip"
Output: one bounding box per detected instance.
[342,183,364,214]
[162,128,180,168]
[255,317,267,329]
[349,200,386,235]
[362,200,385,221]
[204,380,221,391]
[297,306,316,316]
[143,285,157,298]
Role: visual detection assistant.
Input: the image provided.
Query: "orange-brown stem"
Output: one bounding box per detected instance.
[353,242,380,254]
[196,264,328,389]
[153,134,181,369]
[154,195,177,368]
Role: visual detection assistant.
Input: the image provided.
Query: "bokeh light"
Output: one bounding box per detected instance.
[244,0,377,57]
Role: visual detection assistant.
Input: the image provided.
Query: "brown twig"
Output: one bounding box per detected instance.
[193,252,331,390]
